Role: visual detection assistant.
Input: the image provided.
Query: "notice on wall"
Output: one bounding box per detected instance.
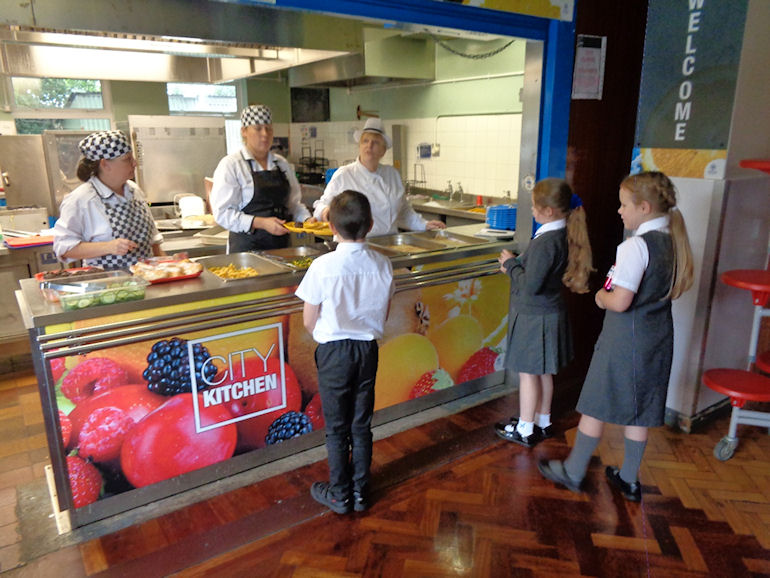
[633,0,748,179]
[572,35,606,100]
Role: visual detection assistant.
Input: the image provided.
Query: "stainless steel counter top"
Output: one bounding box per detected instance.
[17,223,515,330]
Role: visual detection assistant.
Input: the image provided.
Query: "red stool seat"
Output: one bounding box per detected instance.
[757,351,770,375]
[702,368,770,407]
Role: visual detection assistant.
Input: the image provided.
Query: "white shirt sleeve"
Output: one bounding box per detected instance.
[611,236,649,293]
[313,169,344,220]
[210,153,254,233]
[295,262,322,305]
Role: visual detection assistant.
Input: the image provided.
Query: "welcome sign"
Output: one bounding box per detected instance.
[633,0,748,179]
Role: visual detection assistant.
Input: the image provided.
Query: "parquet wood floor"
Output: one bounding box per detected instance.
[2,369,770,577]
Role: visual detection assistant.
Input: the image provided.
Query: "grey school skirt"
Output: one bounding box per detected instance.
[504,305,573,375]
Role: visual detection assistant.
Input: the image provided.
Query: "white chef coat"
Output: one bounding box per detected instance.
[295,242,394,344]
[210,147,310,233]
[313,159,426,237]
[610,215,670,293]
[53,176,162,260]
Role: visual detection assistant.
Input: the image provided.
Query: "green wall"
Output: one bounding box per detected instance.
[329,36,525,121]
[245,78,292,122]
[111,81,169,124]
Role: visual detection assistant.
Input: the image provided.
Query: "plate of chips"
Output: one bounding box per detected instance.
[283,221,333,236]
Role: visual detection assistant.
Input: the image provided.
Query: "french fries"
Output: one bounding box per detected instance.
[208,264,259,279]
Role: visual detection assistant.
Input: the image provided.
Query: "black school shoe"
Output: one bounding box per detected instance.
[494,422,542,448]
[494,417,554,440]
[311,481,351,514]
[605,466,642,502]
[352,489,369,512]
[537,459,584,493]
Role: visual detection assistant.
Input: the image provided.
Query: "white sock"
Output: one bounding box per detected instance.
[535,413,552,428]
[516,420,535,437]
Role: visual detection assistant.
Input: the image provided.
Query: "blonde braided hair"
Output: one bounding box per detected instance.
[620,172,694,299]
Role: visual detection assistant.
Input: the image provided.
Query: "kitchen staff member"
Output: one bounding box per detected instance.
[210,104,310,253]
[53,130,163,269]
[313,117,445,237]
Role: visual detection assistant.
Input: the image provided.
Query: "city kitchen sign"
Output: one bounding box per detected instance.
[633,0,748,179]
[189,323,288,432]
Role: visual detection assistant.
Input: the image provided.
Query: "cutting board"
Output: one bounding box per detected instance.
[4,235,54,248]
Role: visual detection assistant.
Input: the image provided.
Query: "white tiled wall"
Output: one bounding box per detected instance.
[287,114,521,202]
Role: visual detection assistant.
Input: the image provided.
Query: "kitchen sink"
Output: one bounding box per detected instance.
[419,199,475,209]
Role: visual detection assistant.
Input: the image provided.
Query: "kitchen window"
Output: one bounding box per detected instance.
[8,76,112,135]
[166,82,240,116]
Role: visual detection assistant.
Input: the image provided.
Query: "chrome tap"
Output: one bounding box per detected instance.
[444,180,453,198]
[453,182,464,203]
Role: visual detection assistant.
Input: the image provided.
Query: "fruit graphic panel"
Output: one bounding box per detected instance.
[51,316,309,508]
[46,268,507,511]
[373,272,508,410]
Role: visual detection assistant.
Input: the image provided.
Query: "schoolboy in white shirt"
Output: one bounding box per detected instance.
[295,190,394,513]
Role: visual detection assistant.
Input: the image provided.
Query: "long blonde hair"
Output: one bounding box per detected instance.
[533,178,594,294]
[620,171,694,299]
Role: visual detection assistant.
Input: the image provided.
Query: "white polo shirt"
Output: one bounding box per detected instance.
[295,242,394,344]
[611,215,670,293]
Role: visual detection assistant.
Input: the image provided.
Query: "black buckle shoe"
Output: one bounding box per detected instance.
[352,489,369,512]
[494,421,542,448]
[311,482,351,514]
[605,466,641,502]
[495,417,554,440]
[537,459,584,493]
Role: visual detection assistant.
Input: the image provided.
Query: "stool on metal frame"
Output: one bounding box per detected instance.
[701,269,770,460]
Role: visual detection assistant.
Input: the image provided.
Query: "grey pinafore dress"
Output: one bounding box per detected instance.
[576,230,674,427]
[503,228,573,375]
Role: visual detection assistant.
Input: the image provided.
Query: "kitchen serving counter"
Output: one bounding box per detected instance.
[19,224,516,528]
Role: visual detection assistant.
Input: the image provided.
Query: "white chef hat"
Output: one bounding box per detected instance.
[354,117,392,149]
[78,130,132,161]
[241,104,272,127]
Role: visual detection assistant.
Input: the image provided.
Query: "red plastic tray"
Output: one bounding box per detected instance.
[4,235,54,248]
[146,270,203,284]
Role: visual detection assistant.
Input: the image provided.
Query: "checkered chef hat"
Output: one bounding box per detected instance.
[78,130,132,161]
[241,104,272,127]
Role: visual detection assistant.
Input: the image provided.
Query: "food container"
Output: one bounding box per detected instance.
[130,254,203,283]
[36,267,104,302]
[44,273,149,311]
[366,233,445,254]
[259,244,330,269]
[414,230,489,248]
[194,252,290,281]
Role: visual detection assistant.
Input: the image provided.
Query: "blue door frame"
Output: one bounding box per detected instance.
[245,0,575,180]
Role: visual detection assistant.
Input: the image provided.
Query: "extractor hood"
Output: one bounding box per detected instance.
[0,27,348,84]
[289,34,435,88]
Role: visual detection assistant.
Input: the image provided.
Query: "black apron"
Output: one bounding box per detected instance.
[90,192,154,270]
[228,158,291,253]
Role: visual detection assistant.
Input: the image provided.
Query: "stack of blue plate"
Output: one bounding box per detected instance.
[486,204,517,230]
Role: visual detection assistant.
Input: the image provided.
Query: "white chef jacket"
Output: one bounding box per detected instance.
[313,159,426,237]
[295,241,394,344]
[53,176,162,260]
[210,147,310,234]
[611,215,670,293]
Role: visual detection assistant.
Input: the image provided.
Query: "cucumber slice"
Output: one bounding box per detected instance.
[77,298,93,309]
[101,292,117,304]
[116,290,129,301]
